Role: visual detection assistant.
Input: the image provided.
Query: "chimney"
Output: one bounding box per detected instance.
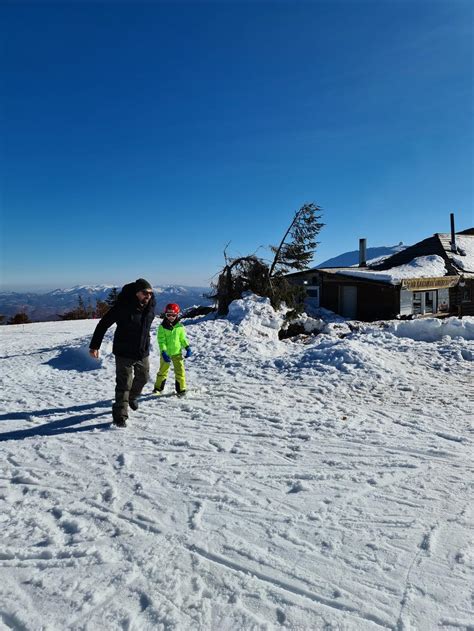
[450,213,457,253]
[359,238,367,267]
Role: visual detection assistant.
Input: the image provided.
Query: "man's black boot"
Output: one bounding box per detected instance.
[113,418,127,428]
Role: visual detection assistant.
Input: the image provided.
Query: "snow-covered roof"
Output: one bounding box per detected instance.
[327,255,449,284]
[450,235,474,274]
[434,232,474,277]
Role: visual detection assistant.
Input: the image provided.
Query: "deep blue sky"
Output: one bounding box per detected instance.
[1,1,473,290]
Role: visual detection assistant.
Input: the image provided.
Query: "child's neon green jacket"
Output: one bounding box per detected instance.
[157,320,189,356]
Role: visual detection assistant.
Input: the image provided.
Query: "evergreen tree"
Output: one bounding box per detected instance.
[77,295,87,316]
[211,254,272,315]
[269,203,324,277]
[7,312,31,325]
[94,299,109,318]
[106,287,119,307]
[86,298,94,318]
[211,202,324,315]
[59,296,90,320]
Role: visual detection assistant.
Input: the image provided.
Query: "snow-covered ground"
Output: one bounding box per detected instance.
[1,295,473,630]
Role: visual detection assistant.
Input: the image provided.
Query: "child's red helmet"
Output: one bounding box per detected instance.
[165,303,180,314]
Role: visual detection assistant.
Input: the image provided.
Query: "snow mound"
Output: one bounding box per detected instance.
[46,343,100,372]
[298,340,374,372]
[280,336,394,377]
[227,293,287,341]
[387,317,474,342]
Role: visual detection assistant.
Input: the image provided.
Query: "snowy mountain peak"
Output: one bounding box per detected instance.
[47,285,116,296]
[316,244,407,268]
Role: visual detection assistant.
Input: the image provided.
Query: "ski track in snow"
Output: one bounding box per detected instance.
[0,301,473,630]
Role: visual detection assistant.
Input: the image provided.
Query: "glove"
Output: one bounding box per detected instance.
[185,346,192,358]
[161,351,171,363]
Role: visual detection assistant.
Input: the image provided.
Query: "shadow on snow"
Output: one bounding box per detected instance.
[45,346,99,372]
[0,400,112,441]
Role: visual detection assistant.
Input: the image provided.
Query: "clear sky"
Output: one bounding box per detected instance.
[1,0,473,291]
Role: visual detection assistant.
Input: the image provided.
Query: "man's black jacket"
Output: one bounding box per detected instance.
[90,282,156,360]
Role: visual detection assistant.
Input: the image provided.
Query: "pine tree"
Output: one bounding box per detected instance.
[211,254,272,315]
[106,287,119,307]
[94,300,109,318]
[211,202,324,315]
[86,298,94,318]
[59,296,90,320]
[269,203,324,277]
[7,312,31,325]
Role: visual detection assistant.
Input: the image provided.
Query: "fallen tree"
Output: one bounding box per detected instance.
[211,203,324,315]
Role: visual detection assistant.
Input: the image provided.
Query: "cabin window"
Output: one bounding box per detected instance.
[461,286,471,303]
[403,288,449,316]
[412,291,437,315]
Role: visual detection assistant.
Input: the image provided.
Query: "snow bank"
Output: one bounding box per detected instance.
[387,316,474,342]
[226,293,286,341]
[225,296,474,351]
[294,338,380,373]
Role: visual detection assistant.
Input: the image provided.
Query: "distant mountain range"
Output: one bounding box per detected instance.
[315,244,407,268]
[0,285,212,322]
[1,245,408,322]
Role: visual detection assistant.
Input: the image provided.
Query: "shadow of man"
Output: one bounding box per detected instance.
[0,401,113,442]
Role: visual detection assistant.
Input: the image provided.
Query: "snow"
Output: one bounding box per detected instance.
[1,294,473,630]
[315,244,407,269]
[386,316,474,343]
[452,236,474,273]
[227,293,287,340]
[336,255,449,284]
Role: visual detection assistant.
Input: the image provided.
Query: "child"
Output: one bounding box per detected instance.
[153,303,192,397]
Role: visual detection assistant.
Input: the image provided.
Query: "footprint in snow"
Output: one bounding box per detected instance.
[115,453,132,468]
[287,481,309,494]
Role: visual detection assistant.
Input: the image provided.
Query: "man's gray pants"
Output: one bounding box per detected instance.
[113,355,150,421]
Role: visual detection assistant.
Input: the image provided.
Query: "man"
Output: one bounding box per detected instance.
[89,278,155,427]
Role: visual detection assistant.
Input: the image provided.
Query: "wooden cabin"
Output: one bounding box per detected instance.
[287,226,474,321]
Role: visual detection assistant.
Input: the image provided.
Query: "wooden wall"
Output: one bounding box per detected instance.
[320,276,399,321]
[450,279,474,317]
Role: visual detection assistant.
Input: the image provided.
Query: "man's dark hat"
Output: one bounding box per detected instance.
[135,278,153,292]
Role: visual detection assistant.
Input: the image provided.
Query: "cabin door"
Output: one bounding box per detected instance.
[340,286,357,318]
